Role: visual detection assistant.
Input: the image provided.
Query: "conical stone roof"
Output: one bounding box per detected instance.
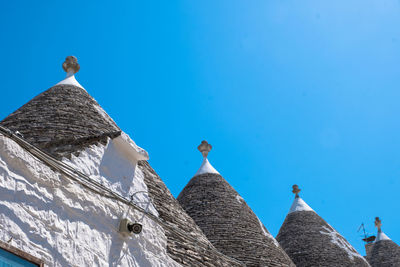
[177,141,295,267]
[1,84,123,159]
[0,57,243,267]
[366,217,400,267]
[1,82,121,159]
[276,185,370,267]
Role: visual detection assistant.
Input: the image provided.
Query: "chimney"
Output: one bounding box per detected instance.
[358,221,376,257]
[365,242,373,258]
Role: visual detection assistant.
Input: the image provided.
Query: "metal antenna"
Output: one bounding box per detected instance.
[358,222,376,244]
[357,223,367,240]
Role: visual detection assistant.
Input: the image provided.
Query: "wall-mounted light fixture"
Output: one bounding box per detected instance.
[119,218,142,235]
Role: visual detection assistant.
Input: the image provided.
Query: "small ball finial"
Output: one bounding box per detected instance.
[198,140,212,158]
[62,56,80,75]
[375,217,382,232]
[292,184,301,198]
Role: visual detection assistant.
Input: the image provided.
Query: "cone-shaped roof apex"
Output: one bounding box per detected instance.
[375,217,391,242]
[178,143,295,266]
[194,140,219,177]
[194,158,219,176]
[277,185,369,266]
[376,231,391,242]
[0,57,133,159]
[289,196,314,213]
[367,217,400,266]
[56,56,83,88]
[288,185,314,214]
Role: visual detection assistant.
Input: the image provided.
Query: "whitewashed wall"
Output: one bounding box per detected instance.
[0,135,180,267]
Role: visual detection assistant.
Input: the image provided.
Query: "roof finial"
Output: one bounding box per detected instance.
[292,184,301,198]
[198,140,212,158]
[62,56,80,76]
[375,217,382,233]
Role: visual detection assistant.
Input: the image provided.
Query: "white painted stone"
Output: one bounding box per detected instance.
[288,197,314,214]
[320,225,367,261]
[376,231,391,242]
[194,158,219,177]
[0,135,180,267]
[235,195,244,204]
[256,217,280,247]
[56,72,84,89]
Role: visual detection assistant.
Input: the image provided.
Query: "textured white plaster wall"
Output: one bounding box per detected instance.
[0,135,180,267]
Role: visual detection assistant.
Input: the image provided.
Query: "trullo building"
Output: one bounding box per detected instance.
[177,141,295,267]
[0,56,243,266]
[365,217,400,266]
[276,185,370,267]
[0,56,392,267]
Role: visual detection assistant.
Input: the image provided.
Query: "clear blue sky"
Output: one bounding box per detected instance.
[1,1,399,255]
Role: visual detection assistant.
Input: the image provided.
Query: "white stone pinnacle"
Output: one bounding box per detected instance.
[56,56,84,89]
[194,140,220,177]
[289,197,314,214]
